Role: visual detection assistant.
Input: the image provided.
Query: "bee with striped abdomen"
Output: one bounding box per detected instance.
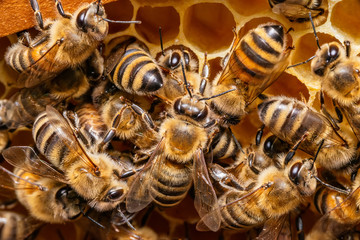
[210,23,292,126]
[105,36,164,96]
[0,146,86,223]
[5,0,140,88]
[269,0,328,27]
[257,96,358,172]
[32,105,131,211]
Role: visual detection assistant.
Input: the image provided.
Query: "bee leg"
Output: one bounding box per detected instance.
[229,127,243,154]
[29,0,45,30]
[54,0,71,19]
[0,199,17,210]
[130,103,157,131]
[199,53,209,96]
[209,164,244,191]
[320,91,340,130]
[295,215,305,240]
[284,132,309,165]
[62,110,90,148]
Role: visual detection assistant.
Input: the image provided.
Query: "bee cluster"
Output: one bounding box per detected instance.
[0,0,359,239]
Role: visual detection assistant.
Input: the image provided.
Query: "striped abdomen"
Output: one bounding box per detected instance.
[313,187,357,224]
[76,103,107,146]
[210,127,240,160]
[5,36,63,77]
[226,24,289,85]
[150,159,192,207]
[33,112,72,168]
[111,47,163,95]
[219,191,267,229]
[258,96,332,155]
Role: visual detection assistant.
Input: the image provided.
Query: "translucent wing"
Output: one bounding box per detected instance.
[217,30,291,106]
[45,105,100,173]
[196,182,273,232]
[272,3,324,20]
[193,149,221,232]
[257,214,289,240]
[0,166,46,192]
[16,36,65,88]
[2,146,67,183]
[126,139,165,213]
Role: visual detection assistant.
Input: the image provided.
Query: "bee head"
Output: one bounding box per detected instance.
[173,96,209,123]
[311,42,342,76]
[75,2,108,41]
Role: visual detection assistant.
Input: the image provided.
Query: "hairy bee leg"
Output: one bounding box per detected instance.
[130,103,157,130]
[296,215,304,240]
[284,132,309,165]
[332,100,343,123]
[199,52,209,96]
[320,91,340,130]
[54,0,71,19]
[101,106,129,146]
[229,127,243,154]
[62,111,90,148]
[29,0,45,30]
[119,168,142,179]
[209,164,244,191]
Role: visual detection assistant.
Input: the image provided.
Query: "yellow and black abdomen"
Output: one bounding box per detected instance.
[111,47,163,95]
[150,159,192,208]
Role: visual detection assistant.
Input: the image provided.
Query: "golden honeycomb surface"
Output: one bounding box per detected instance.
[0,0,358,239]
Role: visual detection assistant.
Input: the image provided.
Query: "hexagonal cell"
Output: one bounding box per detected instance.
[291,32,340,85]
[208,57,223,83]
[331,0,360,40]
[183,3,235,53]
[10,129,33,146]
[104,0,134,34]
[135,6,180,44]
[227,0,269,16]
[0,36,11,59]
[264,72,310,101]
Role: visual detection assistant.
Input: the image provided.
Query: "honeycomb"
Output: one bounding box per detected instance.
[0,0,358,239]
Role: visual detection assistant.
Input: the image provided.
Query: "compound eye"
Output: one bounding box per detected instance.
[106,188,124,201]
[169,52,181,69]
[327,45,339,63]
[184,52,190,66]
[289,162,302,185]
[76,8,88,32]
[263,135,276,156]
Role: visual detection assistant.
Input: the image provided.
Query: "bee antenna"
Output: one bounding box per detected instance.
[287,55,316,69]
[81,209,105,229]
[96,0,101,14]
[181,61,192,98]
[115,207,136,231]
[159,27,165,56]
[310,139,324,170]
[199,88,236,101]
[312,175,350,195]
[309,12,321,50]
[284,132,308,166]
[101,17,141,24]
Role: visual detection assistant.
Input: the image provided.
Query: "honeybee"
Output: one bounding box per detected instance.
[155,44,201,101]
[105,36,164,96]
[0,146,86,223]
[32,105,130,211]
[210,23,292,125]
[268,0,328,27]
[0,68,88,130]
[197,142,318,233]
[125,72,219,223]
[0,211,43,240]
[5,0,139,88]
[92,81,159,160]
[257,96,358,172]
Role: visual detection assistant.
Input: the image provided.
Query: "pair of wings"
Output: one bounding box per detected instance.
[125,138,221,230]
[217,28,291,106]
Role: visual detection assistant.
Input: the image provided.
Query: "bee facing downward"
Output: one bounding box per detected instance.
[5,0,140,88]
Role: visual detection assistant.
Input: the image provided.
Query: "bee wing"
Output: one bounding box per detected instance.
[196,182,273,232]
[193,149,221,232]
[0,165,46,192]
[2,146,67,183]
[217,34,290,106]
[45,105,100,173]
[126,139,165,213]
[16,36,63,88]
[257,214,289,240]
